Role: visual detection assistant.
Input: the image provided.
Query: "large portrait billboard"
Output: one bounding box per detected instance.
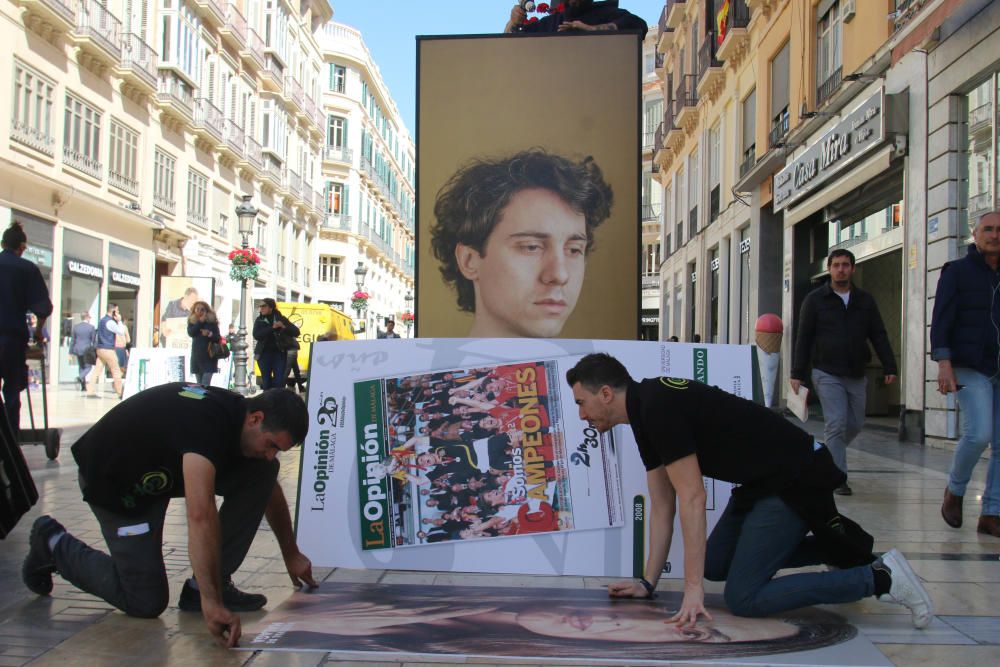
[417,33,640,339]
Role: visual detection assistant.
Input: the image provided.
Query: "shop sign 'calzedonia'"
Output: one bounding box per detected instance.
[773,89,887,212]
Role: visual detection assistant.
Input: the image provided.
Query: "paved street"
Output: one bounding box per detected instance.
[0,385,998,666]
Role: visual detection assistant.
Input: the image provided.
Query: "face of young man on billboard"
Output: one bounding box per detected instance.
[455,188,587,338]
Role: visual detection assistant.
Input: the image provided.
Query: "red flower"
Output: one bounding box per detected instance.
[537,3,550,12]
[556,2,565,12]
[527,16,539,23]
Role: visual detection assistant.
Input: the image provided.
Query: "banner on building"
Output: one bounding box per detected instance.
[296,338,754,578]
[416,33,640,340]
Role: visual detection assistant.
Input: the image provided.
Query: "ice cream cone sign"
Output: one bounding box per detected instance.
[755,314,784,408]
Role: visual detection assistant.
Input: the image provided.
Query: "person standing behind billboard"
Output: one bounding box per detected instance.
[253,299,300,390]
[430,150,613,338]
[504,1,648,37]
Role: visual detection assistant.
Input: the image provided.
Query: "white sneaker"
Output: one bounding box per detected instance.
[879,548,934,629]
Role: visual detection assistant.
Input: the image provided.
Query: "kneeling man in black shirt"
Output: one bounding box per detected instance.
[22,384,317,648]
[567,353,933,629]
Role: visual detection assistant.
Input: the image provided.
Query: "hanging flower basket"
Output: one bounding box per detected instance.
[351,290,370,312]
[399,311,415,324]
[228,248,261,282]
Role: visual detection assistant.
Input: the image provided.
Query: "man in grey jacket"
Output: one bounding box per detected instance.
[70,313,96,392]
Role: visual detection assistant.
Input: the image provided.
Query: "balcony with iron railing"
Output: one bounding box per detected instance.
[303,182,314,211]
[697,33,724,97]
[717,0,751,62]
[643,129,656,152]
[892,0,934,34]
[655,51,665,75]
[156,71,194,125]
[970,102,992,135]
[288,169,302,199]
[969,191,993,219]
[108,167,138,196]
[657,6,675,52]
[768,107,789,148]
[260,53,284,93]
[63,144,102,180]
[192,0,226,28]
[664,104,684,150]
[17,0,77,37]
[187,208,208,229]
[283,75,303,113]
[739,146,756,179]
[221,118,245,160]
[242,28,265,71]
[242,136,263,172]
[653,122,666,163]
[72,0,122,67]
[10,119,55,157]
[153,192,175,215]
[816,66,842,108]
[117,32,157,94]
[642,204,661,222]
[665,0,687,30]
[192,97,224,145]
[673,74,699,128]
[264,159,283,188]
[219,2,247,50]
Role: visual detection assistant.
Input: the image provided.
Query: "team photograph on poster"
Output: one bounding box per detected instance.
[352,359,623,549]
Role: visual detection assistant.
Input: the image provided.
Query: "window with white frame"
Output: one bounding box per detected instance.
[330,64,346,93]
[153,148,176,213]
[816,1,842,106]
[318,255,343,283]
[109,120,139,196]
[708,123,721,221]
[664,182,673,254]
[256,217,268,254]
[688,146,700,238]
[159,0,202,84]
[327,115,347,147]
[63,94,102,179]
[326,181,346,215]
[12,60,55,155]
[186,169,208,228]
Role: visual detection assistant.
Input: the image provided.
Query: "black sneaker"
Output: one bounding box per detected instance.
[834,483,853,496]
[178,579,267,612]
[23,516,65,596]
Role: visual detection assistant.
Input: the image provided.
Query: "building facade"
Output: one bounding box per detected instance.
[314,21,415,338]
[642,30,664,340]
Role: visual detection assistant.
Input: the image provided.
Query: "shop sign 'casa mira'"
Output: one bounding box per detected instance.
[773,89,888,212]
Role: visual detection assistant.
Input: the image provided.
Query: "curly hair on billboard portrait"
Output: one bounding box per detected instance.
[429,149,614,338]
[253,584,856,659]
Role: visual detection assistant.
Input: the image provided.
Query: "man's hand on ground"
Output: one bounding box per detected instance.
[607,580,649,598]
[202,601,241,648]
[284,550,318,589]
[669,588,713,628]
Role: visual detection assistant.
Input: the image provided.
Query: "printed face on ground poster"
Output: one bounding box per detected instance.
[243,584,881,666]
[158,276,214,350]
[417,33,640,339]
[297,338,752,578]
[354,360,622,550]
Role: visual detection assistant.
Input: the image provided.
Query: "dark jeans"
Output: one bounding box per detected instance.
[52,458,279,618]
[0,335,27,435]
[257,350,287,390]
[705,494,875,617]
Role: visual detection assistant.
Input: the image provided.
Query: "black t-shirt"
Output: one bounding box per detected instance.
[625,378,814,489]
[72,383,246,515]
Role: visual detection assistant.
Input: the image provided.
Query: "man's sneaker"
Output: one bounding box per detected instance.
[834,483,853,496]
[178,579,267,612]
[22,516,65,596]
[879,548,934,628]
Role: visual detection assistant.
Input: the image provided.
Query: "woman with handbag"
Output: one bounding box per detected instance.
[187,301,221,386]
[252,298,300,390]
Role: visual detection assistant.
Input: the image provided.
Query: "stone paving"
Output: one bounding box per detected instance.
[0,385,998,666]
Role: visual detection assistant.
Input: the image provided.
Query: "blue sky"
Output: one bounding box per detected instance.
[329,1,666,133]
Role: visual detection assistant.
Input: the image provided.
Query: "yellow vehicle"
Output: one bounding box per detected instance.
[254,302,354,381]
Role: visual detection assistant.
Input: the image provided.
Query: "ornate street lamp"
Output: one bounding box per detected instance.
[404,291,414,337]
[353,261,369,338]
[232,195,258,395]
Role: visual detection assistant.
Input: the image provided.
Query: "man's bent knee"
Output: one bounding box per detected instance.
[122,590,169,619]
[723,585,767,618]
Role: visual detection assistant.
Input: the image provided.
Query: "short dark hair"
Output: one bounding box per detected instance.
[827,248,855,267]
[245,389,309,444]
[431,149,614,312]
[260,298,277,310]
[2,222,27,250]
[565,353,631,393]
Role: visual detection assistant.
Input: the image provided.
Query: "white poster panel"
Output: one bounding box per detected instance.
[297,339,754,579]
[122,348,232,399]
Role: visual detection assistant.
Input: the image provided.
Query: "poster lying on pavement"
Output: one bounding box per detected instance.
[296,338,755,577]
[241,584,889,667]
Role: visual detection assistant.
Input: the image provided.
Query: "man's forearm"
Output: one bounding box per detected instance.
[643,500,676,587]
[187,510,225,604]
[264,483,297,558]
[677,493,707,590]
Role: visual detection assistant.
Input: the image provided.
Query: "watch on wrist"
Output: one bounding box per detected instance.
[638,577,656,598]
